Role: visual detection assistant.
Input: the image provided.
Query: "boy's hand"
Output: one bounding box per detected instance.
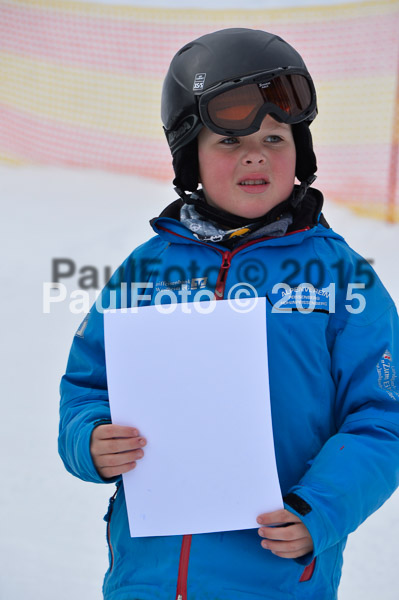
[90,424,146,479]
[257,509,313,558]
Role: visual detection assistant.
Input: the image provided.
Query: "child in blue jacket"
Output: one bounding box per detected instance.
[59,28,399,600]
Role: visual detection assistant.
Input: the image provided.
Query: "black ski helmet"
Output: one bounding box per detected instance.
[161,28,318,197]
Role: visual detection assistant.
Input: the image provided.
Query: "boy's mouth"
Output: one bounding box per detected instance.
[238,179,268,186]
[237,176,270,193]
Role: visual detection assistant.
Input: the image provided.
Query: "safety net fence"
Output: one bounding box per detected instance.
[1,0,398,221]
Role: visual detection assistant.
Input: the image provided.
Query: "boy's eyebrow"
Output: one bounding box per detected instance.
[266,122,291,132]
[263,126,292,136]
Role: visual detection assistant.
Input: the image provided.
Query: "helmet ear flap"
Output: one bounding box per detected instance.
[292,122,317,183]
[172,139,199,193]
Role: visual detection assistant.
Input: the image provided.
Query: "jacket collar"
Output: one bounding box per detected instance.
[151,186,327,232]
[150,186,332,250]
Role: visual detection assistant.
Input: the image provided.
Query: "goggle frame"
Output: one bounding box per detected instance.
[197,67,317,137]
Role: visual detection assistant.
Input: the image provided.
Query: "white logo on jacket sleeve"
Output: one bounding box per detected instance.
[376,349,398,401]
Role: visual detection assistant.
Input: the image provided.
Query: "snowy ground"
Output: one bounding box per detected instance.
[1,164,399,599]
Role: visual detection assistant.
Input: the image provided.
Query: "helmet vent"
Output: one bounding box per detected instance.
[178,45,192,55]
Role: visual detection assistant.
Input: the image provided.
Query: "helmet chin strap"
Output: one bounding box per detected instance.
[291,174,317,207]
[174,186,192,203]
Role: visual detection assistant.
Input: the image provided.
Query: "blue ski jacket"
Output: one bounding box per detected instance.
[59,190,399,600]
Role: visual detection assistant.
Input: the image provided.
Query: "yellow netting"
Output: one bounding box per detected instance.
[1,0,398,220]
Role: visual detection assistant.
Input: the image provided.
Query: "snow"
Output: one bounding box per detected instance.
[1,164,399,599]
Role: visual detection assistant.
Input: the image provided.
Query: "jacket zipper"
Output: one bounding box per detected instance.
[156,224,310,303]
[159,223,312,597]
[173,250,230,599]
[104,486,119,573]
[175,534,192,600]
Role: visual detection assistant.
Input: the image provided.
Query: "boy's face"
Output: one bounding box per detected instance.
[198,115,296,221]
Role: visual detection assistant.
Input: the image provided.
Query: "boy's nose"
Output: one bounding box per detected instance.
[242,146,267,165]
[244,156,265,164]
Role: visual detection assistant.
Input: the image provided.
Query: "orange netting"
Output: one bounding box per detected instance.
[1,0,398,220]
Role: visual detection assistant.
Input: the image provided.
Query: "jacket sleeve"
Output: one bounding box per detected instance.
[58,238,166,484]
[285,279,399,562]
[58,261,133,484]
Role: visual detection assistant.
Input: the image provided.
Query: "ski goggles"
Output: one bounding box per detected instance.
[198,68,316,136]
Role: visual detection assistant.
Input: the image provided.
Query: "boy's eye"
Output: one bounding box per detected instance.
[220,137,239,145]
[218,134,283,145]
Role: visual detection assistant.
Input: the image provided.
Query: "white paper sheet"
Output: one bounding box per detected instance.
[104,297,282,537]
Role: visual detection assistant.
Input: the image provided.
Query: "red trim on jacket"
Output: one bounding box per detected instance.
[175,534,192,600]
[299,557,316,582]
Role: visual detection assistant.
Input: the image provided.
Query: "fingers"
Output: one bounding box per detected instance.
[258,522,306,542]
[97,446,145,467]
[258,524,311,557]
[95,452,141,480]
[93,434,146,456]
[260,539,314,559]
[257,509,300,526]
[90,424,147,479]
[257,509,314,558]
[92,424,143,441]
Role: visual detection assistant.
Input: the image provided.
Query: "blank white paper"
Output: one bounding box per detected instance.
[104,297,282,537]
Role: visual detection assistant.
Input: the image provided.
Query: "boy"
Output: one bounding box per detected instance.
[59,28,399,600]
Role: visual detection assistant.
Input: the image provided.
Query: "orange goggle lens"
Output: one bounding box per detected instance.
[207,74,312,129]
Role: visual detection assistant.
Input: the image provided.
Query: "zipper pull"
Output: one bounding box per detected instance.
[103,486,119,522]
[215,251,231,300]
[221,251,231,270]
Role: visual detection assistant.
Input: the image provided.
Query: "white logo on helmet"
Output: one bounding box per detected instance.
[193,73,206,91]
